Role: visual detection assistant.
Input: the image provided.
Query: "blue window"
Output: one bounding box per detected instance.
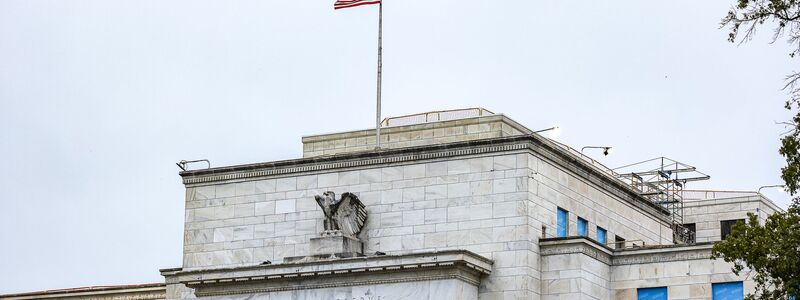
[597,226,607,244]
[557,208,568,237]
[712,282,743,300]
[578,217,588,236]
[637,287,667,300]
[790,296,796,300]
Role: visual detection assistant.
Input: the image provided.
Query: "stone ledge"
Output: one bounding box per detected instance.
[161,250,493,297]
[611,242,714,266]
[540,237,614,265]
[540,237,716,266]
[0,283,166,300]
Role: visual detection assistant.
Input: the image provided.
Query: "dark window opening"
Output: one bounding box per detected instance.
[720,219,745,240]
[615,235,626,249]
[577,217,588,237]
[684,223,696,244]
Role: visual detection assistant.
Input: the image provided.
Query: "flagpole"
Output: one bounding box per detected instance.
[375,1,383,150]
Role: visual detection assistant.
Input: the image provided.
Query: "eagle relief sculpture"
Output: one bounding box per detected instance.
[314,191,368,237]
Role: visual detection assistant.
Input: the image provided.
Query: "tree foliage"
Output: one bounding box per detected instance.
[715,2,800,300]
[721,0,800,194]
[711,208,800,300]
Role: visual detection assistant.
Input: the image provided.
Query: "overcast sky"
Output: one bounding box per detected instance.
[0,0,795,294]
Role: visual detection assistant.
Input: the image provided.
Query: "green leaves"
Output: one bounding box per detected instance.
[781,132,800,194]
[712,208,800,300]
[718,2,800,297]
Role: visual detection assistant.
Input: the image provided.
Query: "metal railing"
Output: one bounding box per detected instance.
[546,139,623,184]
[607,239,646,250]
[380,108,494,127]
[680,190,758,200]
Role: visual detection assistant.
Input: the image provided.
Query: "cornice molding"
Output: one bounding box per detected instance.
[0,285,166,300]
[163,250,493,297]
[540,237,614,265]
[612,243,714,266]
[181,143,528,185]
[540,237,716,267]
[179,134,670,222]
[191,265,482,297]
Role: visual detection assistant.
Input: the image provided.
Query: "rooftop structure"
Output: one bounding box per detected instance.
[301,108,531,158]
[0,283,165,300]
[2,108,784,300]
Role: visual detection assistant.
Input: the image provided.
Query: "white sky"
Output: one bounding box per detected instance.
[0,0,795,294]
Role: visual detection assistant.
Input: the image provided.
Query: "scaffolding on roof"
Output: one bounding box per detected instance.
[613,157,710,244]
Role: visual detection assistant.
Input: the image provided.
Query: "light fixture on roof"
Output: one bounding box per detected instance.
[581,146,613,156]
[534,125,561,138]
[176,159,211,171]
[757,185,785,194]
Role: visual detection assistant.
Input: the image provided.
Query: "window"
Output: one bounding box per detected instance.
[557,208,568,237]
[577,217,588,237]
[712,282,743,300]
[684,223,696,244]
[597,227,607,244]
[615,235,626,249]
[637,287,667,300]
[720,219,745,240]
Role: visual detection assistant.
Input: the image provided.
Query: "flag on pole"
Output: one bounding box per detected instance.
[333,0,384,149]
[334,0,380,10]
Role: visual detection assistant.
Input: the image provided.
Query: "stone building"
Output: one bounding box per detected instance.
[0,284,166,300]
[0,108,784,300]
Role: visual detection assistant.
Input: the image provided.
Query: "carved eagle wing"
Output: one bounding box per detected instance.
[314,195,325,211]
[332,192,367,237]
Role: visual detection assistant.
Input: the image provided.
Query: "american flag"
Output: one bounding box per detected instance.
[334,0,380,10]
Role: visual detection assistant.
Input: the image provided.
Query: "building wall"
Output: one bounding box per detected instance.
[183,152,537,299]
[540,240,612,300]
[188,279,479,300]
[541,238,755,300]
[683,195,781,243]
[3,113,784,300]
[181,144,674,299]
[612,245,753,300]
[301,115,530,158]
[533,156,673,247]
[0,284,166,300]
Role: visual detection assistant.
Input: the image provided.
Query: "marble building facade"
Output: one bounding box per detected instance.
[0,109,782,300]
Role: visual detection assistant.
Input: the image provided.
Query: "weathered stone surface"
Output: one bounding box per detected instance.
[309,233,363,256]
[167,113,780,300]
[163,250,491,300]
[4,114,784,300]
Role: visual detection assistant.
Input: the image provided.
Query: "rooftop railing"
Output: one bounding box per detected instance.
[546,139,624,184]
[380,108,494,127]
[680,190,759,200]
